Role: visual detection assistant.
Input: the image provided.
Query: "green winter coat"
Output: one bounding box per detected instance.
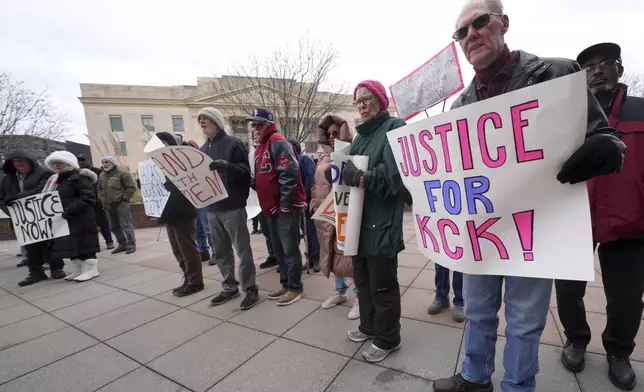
[349,112,407,258]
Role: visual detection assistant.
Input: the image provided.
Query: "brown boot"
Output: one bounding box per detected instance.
[268,287,287,300]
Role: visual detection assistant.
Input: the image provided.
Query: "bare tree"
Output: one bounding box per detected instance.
[210,34,348,142]
[0,72,70,143]
[620,72,644,97]
[90,131,130,171]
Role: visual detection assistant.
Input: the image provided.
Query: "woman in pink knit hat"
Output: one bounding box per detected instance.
[337,80,408,363]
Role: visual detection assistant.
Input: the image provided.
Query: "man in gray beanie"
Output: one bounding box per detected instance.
[198,107,259,310]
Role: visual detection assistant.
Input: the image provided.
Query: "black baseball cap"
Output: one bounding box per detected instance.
[577,43,621,67]
[246,108,275,123]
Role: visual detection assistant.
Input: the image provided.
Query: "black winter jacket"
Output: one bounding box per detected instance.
[0,149,52,216]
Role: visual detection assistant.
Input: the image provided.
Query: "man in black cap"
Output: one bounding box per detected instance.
[555,42,644,391]
[77,154,114,250]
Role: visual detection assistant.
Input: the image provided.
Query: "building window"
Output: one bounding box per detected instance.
[109,115,124,132]
[141,116,155,132]
[230,116,247,134]
[119,142,128,156]
[172,116,185,132]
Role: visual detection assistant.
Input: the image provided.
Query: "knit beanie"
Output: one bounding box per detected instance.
[45,151,79,170]
[197,107,227,132]
[353,80,389,111]
[101,156,118,166]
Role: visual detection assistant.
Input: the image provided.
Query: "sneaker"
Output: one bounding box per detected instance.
[322,292,348,309]
[452,305,465,322]
[561,341,586,373]
[16,260,27,267]
[174,283,204,297]
[268,287,287,300]
[361,342,401,363]
[348,300,360,320]
[125,247,136,254]
[210,289,240,306]
[607,355,636,390]
[347,328,374,343]
[50,269,67,279]
[240,289,260,310]
[427,298,449,315]
[106,242,115,250]
[200,251,211,262]
[18,272,48,287]
[277,291,303,306]
[432,373,493,392]
[259,257,278,269]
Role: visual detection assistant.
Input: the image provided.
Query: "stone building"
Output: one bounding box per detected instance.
[79,76,388,173]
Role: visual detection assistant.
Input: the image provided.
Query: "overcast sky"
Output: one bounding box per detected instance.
[1,0,642,144]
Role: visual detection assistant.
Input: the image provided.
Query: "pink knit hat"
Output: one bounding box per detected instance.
[354,80,389,110]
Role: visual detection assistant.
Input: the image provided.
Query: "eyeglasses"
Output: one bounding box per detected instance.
[353,95,374,107]
[584,58,619,74]
[452,13,502,41]
[249,122,264,128]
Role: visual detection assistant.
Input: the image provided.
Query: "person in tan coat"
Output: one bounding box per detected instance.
[310,115,359,320]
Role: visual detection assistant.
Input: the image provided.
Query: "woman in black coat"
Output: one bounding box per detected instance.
[43,151,100,282]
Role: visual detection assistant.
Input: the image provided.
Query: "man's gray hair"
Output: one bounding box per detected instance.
[486,0,504,14]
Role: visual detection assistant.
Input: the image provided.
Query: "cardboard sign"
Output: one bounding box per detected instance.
[390,42,465,120]
[138,160,170,218]
[387,72,594,281]
[7,191,70,246]
[149,146,228,209]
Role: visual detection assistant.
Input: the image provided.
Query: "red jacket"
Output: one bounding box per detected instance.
[588,85,644,242]
[254,124,306,216]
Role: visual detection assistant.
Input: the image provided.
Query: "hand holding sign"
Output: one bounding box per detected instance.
[149,146,229,209]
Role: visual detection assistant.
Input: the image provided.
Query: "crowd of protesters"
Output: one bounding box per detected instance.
[2,0,643,390]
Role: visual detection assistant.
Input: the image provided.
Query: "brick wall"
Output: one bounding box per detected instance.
[0,203,159,242]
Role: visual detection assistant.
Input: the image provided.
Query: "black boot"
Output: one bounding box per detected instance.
[16,260,27,267]
[50,269,67,279]
[199,250,211,262]
[240,288,259,310]
[433,373,493,392]
[172,278,187,294]
[310,253,320,273]
[608,355,636,390]
[259,256,278,269]
[18,271,48,287]
[111,245,126,254]
[561,341,586,372]
[174,282,204,297]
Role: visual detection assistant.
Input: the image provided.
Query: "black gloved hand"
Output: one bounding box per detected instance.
[324,166,333,184]
[209,159,230,172]
[557,134,625,184]
[341,160,364,187]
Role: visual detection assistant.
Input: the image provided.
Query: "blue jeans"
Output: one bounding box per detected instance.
[258,213,275,258]
[461,274,552,392]
[267,210,303,292]
[302,209,320,256]
[196,208,214,252]
[335,275,358,297]
[434,264,463,307]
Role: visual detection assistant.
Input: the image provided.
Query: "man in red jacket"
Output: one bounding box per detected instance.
[555,43,644,391]
[250,108,307,306]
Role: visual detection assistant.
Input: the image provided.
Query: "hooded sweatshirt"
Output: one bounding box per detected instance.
[154,132,197,224]
[0,149,52,215]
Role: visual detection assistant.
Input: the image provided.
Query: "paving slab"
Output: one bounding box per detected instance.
[398,252,430,269]
[0,303,43,328]
[97,367,189,392]
[188,290,271,321]
[75,298,179,341]
[0,327,97,384]
[0,344,138,392]
[401,287,466,329]
[51,290,145,324]
[31,282,118,312]
[0,314,67,351]
[125,272,184,296]
[150,322,275,392]
[576,352,644,392]
[208,338,347,392]
[397,266,422,287]
[153,278,220,307]
[93,264,150,282]
[13,279,92,301]
[106,309,220,363]
[326,359,433,391]
[103,268,172,289]
[229,297,320,336]
[0,291,26,310]
[284,305,364,357]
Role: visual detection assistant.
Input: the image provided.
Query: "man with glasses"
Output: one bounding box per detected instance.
[250,108,307,306]
[555,43,644,391]
[433,1,626,392]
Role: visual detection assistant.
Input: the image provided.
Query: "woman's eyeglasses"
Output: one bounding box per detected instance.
[452,13,502,41]
[353,95,374,107]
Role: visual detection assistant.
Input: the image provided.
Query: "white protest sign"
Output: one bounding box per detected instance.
[246,149,261,220]
[143,135,165,153]
[330,140,369,256]
[138,160,170,218]
[7,191,70,246]
[387,72,594,281]
[149,146,228,209]
[390,42,465,120]
[312,192,336,225]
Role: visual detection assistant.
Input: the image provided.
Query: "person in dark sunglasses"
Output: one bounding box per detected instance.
[555,42,644,391]
[432,2,625,392]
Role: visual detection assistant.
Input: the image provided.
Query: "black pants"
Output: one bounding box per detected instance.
[26,242,63,274]
[555,239,644,357]
[353,255,401,350]
[98,211,113,245]
[252,216,259,231]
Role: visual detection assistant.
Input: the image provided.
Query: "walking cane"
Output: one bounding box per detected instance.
[301,207,310,274]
